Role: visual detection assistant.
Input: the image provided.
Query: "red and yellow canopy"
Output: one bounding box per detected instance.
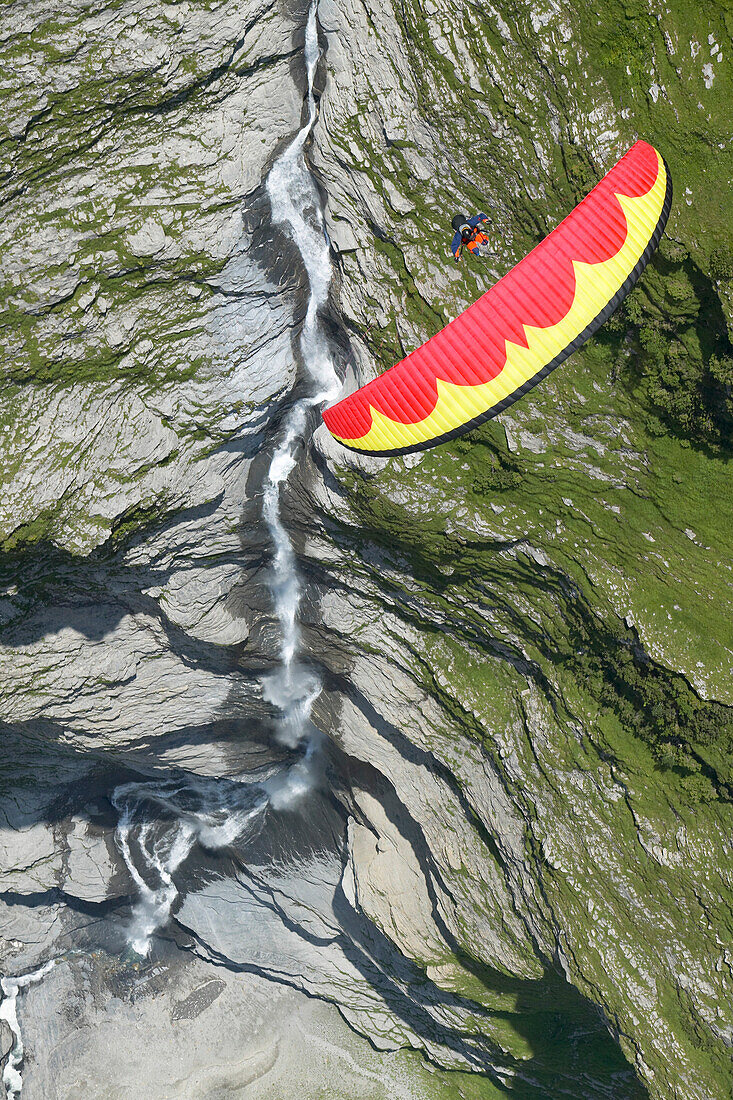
[322,140,672,455]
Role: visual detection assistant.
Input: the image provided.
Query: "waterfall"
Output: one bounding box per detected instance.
[261,0,340,793]
[0,962,56,1099]
[111,778,269,957]
[112,0,339,957]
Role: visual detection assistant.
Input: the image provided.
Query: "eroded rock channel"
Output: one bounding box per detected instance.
[1,1,731,1098]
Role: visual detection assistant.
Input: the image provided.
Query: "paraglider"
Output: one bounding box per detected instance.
[451,213,491,261]
[322,140,672,456]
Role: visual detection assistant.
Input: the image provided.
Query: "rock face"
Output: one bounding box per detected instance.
[0,0,307,765]
[0,1019,13,1100]
[1,1,732,1099]
[306,1,733,1097]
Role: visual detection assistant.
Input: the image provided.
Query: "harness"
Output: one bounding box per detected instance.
[465,229,490,254]
[452,214,490,261]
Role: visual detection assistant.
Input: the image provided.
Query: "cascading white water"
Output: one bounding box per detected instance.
[112,778,268,956]
[0,962,56,1099]
[112,0,340,957]
[262,0,340,778]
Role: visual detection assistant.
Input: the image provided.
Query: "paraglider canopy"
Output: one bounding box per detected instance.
[322,140,672,456]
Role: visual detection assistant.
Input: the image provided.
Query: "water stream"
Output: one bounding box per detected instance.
[0,14,338,1093]
[0,963,56,1100]
[110,0,339,958]
[261,0,341,793]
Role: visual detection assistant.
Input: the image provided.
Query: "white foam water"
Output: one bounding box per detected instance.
[0,961,56,1099]
[112,1,339,957]
[263,0,340,751]
[112,779,268,956]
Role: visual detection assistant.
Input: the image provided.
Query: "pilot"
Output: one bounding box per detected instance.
[451,213,491,262]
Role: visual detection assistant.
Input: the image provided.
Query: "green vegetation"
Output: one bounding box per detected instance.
[592,2,659,97]
[106,497,178,552]
[455,434,526,495]
[0,507,59,552]
[564,605,733,797]
[340,460,732,801]
[0,264,218,389]
[3,0,732,1094]
[599,245,733,447]
[351,0,733,462]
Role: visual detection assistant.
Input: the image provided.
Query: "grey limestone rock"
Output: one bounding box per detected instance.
[306,1,733,1097]
[2,0,733,1098]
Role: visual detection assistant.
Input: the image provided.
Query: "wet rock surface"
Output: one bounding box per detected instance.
[1,1,732,1099]
[0,1022,12,1100]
